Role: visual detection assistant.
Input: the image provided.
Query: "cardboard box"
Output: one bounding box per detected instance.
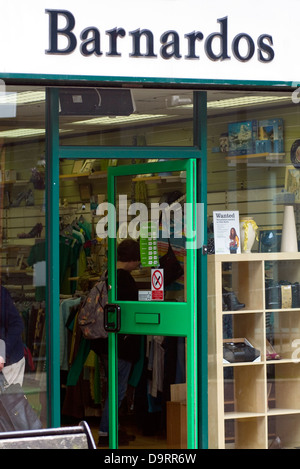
[166,401,187,449]
[170,383,187,402]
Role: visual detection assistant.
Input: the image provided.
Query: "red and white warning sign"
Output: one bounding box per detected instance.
[151,268,164,301]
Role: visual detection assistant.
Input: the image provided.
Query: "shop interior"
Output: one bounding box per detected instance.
[1,85,300,448]
[59,157,188,448]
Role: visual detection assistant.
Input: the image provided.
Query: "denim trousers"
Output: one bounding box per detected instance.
[100,357,132,433]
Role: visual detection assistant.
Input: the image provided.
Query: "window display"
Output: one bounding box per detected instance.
[207,90,300,449]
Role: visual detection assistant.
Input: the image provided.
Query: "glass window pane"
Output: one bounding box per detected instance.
[0,85,47,428]
[114,169,187,302]
[59,88,194,147]
[207,89,300,449]
[59,159,187,303]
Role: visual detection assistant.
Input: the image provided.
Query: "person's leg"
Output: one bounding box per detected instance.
[98,358,132,442]
[117,358,132,405]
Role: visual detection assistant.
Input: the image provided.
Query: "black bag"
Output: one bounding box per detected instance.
[223,341,260,363]
[0,373,42,432]
[159,240,184,287]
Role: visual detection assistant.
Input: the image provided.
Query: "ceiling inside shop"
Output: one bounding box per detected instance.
[0,86,295,143]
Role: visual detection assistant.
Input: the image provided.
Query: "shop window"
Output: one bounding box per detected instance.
[207,89,300,449]
[0,85,47,428]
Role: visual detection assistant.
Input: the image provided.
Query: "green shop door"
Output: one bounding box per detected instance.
[104,159,199,449]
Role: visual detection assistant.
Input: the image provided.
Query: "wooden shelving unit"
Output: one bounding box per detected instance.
[208,252,300,449]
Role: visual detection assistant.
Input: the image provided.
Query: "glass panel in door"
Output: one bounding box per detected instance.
[106,160,198,449]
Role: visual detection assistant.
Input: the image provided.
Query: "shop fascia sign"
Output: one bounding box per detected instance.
[0,0,298,83]
[45,10,274,64]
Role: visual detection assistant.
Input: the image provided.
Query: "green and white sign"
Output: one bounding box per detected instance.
[140,221,159,268]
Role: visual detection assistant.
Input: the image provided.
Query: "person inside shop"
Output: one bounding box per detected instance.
[0,285,25,387]
[90,238,142,446]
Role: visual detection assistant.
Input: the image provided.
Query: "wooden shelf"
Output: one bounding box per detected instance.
[88,170,108,179]
[1,268,32,274]
[208,252,300,449]
[59,171,183,184]
[208,252,300,262]
[132,174,182,183]
[223,361,263,367]
[59,172,90,179]
[59,170,108,180]
[2,238,44,246]
[224,412,266,420]
[0,179,30,185]
[268,409,300,416]
[223,309,264,315]
[225,152,286,163]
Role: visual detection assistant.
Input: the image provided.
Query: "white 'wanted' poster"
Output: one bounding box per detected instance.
[213,211,241,254]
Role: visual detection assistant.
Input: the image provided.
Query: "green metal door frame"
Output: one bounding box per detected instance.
[45,88,60,428]
[107,159,198,448]
[45,88,208,448]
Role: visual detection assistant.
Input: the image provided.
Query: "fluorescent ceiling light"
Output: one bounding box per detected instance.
[72,114,169,126]
[208,95,291,109]
[0,91,45,105]
[0,128,72,138]
[173,95,291,110]
[0,128,45,138]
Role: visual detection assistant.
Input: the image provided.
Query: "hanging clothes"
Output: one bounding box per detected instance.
[60,297,82,371]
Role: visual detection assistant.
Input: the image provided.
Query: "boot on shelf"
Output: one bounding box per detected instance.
[17,223,43,239]
[222,288,245,311]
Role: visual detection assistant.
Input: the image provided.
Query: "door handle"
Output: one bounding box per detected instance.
[104,304,121,333]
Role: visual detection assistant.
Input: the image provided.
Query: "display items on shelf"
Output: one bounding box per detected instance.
[223,338,261,364]
[258,230,282,253]
[284,165,300,203]
[208,252,300,449]
[224,117,284,164]
[228,120,258,156]
[257,118,284,154]
[239,217,259,254]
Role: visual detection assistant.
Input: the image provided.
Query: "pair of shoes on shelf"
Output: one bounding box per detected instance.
[11,189,34,207]
[97,429,136,447]
[17,222,43,239]
[222,288,245,311]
